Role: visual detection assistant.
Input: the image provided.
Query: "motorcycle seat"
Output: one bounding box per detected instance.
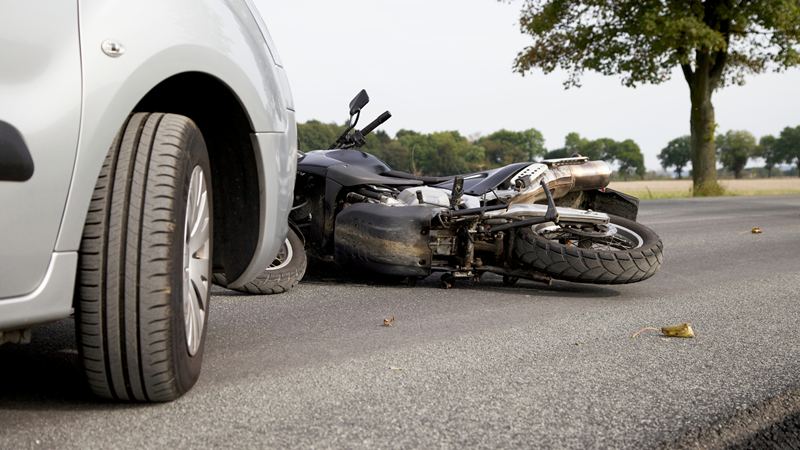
[381,170,454,185]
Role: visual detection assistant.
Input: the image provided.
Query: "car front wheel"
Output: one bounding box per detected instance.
[76,113,212,402]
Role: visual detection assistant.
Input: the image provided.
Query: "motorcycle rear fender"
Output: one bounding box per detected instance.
[553,188,640,221]
[334,203,433,277]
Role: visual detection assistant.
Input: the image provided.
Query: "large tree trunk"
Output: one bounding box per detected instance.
[689,94,719,191]
[685,50,725,196]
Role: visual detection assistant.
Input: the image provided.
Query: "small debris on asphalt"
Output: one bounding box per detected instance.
[383,316,394,327]
[751,227,762,234]
[389,367,404,370]
[575,342,580,346]
[661,322,697,337]
[632,322,697,338]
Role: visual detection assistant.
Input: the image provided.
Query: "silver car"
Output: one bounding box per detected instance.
[0,0,297,401]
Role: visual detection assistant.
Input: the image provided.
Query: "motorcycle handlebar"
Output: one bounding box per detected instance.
[360,111,391,137]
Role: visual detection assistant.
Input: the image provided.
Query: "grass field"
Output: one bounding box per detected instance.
[607,178,800,199]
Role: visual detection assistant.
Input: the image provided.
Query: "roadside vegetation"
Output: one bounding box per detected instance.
[298,121,648,179]
[299,120,800,188]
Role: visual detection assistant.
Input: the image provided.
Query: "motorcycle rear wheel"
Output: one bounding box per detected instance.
[514,215,663,284]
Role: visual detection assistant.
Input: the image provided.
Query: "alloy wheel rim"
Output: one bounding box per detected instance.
[267,238,293,270]
[532,222,644,251]
[183,166,210,356]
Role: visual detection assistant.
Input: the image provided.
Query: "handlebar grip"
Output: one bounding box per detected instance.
[360,111,392,137]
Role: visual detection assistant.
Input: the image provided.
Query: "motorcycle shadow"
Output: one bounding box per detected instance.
[301,260,622,299]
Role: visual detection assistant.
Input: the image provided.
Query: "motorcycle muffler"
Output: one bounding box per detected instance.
[510,160,612,204]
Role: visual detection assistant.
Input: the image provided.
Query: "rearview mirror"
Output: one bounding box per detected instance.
[349,89,369,116]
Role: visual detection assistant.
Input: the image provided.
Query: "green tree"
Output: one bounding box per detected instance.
[397,131,475,176]
[563,132,589,157]
[506,0,800,195]
[607,139,646,180]
[550,133,617,161]
[547,133,644,179]
[658,136,693,179]
[481,139,527,166]
[542,148,569,159]
[716,130,757,179]
[756,135,780,177]
[297,120,345,152]
[478,128,547,161]
[776,125,800,176]
[549,132,608,160]
[376,141,411,172]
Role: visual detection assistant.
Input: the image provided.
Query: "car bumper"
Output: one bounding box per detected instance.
[0,252,77,332]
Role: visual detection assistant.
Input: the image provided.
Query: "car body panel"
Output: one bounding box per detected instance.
[230,118,297,288]
[1,0,295,330]
[0,2,82,299]
[56,0,289,254]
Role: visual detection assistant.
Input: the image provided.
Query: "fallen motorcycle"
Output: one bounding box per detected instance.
[222,90,663,292]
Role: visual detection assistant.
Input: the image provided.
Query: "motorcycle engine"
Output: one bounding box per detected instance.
[397,186,450,208]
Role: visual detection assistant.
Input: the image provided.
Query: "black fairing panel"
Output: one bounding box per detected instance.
[299,149,391,175]
[322,149,392,174]
[335,203,434,277]
[554,188,640,221]
[433,162,530,196]
[326,164,423,187]
[297,151,345,176]
[591,189,640,221]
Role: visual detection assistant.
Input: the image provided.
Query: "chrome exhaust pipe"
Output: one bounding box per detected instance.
[510,160,612,204]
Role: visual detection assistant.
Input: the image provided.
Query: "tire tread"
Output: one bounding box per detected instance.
[514,215,663,285]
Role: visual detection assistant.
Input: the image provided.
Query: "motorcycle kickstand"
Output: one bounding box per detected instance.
[440,273,455,289]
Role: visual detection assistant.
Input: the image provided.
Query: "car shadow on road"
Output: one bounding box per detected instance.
[0,318,144,410]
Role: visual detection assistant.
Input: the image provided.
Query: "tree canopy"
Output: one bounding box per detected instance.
[542,132,646,179]
[776,125,800,176]
[756,134,780,177]
[716,130,757,179]
[658,136,693,179]
[476,128,547,162]
[505,0,800,194]
[297,121,645,178]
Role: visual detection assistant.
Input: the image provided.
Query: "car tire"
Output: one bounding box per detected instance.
[75,113,213,402]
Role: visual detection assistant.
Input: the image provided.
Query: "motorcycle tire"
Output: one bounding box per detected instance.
[212,228,306,294]
[514,214,663,284]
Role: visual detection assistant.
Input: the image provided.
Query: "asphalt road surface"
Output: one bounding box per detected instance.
[2,195,799,449]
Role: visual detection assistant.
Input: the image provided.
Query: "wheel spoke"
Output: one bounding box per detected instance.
[538,225,638,251]
[183,165,209,356]
[189,253,209,310]
[266,238,293,270]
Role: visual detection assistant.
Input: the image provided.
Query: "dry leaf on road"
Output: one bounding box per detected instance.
[661,322,697,338]
[632,322,697,338]
[383,316,394,327]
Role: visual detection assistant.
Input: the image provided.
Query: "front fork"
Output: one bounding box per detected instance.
[441,181,560,289]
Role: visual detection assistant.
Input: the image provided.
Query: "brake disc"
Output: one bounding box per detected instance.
[556,223,616,238]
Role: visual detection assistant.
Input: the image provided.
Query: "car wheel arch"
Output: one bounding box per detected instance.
[133,72,264,282]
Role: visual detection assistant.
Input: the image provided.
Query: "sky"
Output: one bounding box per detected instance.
[253,0,800,173]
